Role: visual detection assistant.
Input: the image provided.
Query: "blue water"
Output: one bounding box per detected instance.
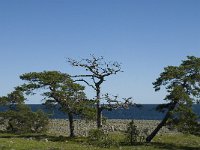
[1,104,200,120]
[27,104,200,120]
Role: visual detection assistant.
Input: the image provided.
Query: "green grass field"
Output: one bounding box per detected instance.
[0,133,200,150]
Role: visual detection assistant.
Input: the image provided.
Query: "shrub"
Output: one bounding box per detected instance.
[88,128,105,141]
[124,120,150,144]
[125,120,140,145]
[0,104,49,134]
[87,129,117,148]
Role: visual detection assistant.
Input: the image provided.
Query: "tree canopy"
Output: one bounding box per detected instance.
[19,71,94,137]
[0,89,48,134]
[68,55,132,128]
[0,90,25,106]
[146,56,200,142]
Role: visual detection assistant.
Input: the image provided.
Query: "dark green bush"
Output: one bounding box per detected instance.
[125,120,140,145]
[87,129,117,148]
[0,104,49,134]
[88,128,105,141]
[124,120,150,144]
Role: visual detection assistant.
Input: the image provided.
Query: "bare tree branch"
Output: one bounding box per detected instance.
[74,79,96,90]
[68,55,125,128]
[71,75,94,78]
[101,93,133,110]
[68,56,123,78]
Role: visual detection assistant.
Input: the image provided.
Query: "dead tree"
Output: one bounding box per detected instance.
[68,55,130,128]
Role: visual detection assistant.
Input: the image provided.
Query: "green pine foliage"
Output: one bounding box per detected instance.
[0,90,49,134]
[125,120,140,145]
[19,71,95,137]
[0,105,49,134]
[147,56,200,142]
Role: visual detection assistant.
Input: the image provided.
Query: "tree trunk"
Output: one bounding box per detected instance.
[96,88,102,128]
[68,112,75,137]
[146,102,177,142]
[97,102,102,128]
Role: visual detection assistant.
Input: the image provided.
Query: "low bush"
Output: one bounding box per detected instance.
[87,128,117,148]
[125,120,149,145]
[125,120,139,145]
[0,104,49,134]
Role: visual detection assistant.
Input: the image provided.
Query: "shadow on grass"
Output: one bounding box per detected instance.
[144,142,200,150]
[119,141,200,150]
[0,133,200,150]
[0,133,85,142]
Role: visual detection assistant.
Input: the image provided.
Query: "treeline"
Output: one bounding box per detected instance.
[0,55,200,144]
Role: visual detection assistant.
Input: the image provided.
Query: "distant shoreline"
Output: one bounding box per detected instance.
[2,104,200,120]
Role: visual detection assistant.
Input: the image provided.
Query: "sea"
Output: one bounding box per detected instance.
[5,104,198,120]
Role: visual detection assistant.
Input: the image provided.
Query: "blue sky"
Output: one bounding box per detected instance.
[0,0,200,104]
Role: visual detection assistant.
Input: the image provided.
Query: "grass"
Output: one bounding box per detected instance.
[0,132,200,150]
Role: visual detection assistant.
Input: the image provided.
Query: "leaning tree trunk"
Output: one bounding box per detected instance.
[146,102,177,142]
[68,112,75,137]
[96,88,102,128]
